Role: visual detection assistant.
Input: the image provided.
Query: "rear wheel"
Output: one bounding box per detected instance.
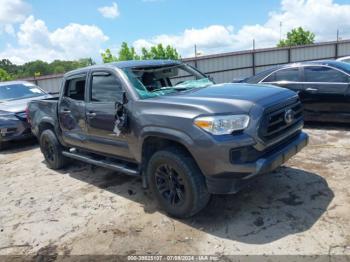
[39,129,68,170]
[147,148,210,218]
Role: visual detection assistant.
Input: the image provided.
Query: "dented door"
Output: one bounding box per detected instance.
[84,70,134,160]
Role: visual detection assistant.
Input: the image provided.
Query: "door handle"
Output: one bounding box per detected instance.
[62,108,71,113]
[86,112,96,117]
[306,88,318,93]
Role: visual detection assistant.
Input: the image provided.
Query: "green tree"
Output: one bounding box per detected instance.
[142,44,180,60]
[50,60,73,73]
[0,68,12,81]
[165,45,180,60]
[278,27,315,47]
[150,44,166,59]
[0,58,96,79]
[77,58,95,67]
[101,48,118,63]
[101,43,180,63]
[21,60,50,77]
[141,47,152,60]
[0,59,18,75]
[52,65,66,74]
[118,42,140,61]
[49,58,95,74]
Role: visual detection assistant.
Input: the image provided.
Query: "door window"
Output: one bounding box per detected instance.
[90,72,123,102]
[263,67,299,82]
[304,66,348,83]
[64,76,86,101]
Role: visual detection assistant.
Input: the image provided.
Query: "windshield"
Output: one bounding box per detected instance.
[122,63,214,99]
[0,83,45,102]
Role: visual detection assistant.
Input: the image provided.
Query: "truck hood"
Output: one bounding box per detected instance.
[0,94,51,113]
[150,83,297,115]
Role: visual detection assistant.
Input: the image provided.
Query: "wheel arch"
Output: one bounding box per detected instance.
[38,119,55,137]
[139,128,200,188]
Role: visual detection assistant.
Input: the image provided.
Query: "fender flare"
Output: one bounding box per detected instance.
[37,117,66,146]
[35,117,55,136]
[135,126,195,162]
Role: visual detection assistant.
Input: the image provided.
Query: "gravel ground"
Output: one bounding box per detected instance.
[0,126,349,258]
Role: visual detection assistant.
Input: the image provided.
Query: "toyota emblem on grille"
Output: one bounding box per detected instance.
[284,109,295,124]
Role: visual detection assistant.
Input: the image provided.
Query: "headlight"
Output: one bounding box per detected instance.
[194,114,250,135]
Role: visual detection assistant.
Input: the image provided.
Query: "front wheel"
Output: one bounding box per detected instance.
[39,129,68,170]
[147,148,210,218]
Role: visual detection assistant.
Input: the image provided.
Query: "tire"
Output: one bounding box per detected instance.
[147,147,211,218]
[39,129,68,170]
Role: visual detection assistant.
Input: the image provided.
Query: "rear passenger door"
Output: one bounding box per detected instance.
[262,67,303,93]
[301,66,349,119]
[85,70,134,160]
[58,74,87,147]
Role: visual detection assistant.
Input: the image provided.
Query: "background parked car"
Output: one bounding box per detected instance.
[337,56,350,63]
[238,60,350,124]
[0,81,51,150]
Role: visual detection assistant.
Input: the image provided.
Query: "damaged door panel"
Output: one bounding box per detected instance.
[85,70,133,159]
[58,74,87,147]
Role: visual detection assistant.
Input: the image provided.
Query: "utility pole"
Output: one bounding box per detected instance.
[252,39,256,76]
[280,21,282,41]
[194,44,198,68]
[336,29,339,41]
[335,29,339,59]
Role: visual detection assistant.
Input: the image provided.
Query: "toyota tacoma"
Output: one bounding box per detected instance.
[28,60,308,218]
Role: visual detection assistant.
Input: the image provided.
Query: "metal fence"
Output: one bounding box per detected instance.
[23,39,350,93]
[182,39,350,83]
[21,73,63,94]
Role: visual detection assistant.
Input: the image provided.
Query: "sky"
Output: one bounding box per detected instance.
[1,0,350,64]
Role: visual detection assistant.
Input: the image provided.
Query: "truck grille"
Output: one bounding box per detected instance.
[259,98,303,142]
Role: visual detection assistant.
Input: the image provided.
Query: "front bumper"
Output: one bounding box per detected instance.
[0,118,32,143]
[205,132,309,194]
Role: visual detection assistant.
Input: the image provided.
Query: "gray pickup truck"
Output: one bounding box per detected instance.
[28,60,308,218]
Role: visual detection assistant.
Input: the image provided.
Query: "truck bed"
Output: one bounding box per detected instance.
[28,97,59,137]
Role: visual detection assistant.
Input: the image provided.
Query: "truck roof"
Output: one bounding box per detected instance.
[64,60,182,77]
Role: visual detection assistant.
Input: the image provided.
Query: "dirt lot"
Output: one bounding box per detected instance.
[0,126,349,258]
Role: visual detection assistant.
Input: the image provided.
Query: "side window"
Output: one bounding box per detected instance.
[304,66,348,83]
[90,72,123,102]
[263,68,299,82]
[275,68,299,82]
[64,75,86,101]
